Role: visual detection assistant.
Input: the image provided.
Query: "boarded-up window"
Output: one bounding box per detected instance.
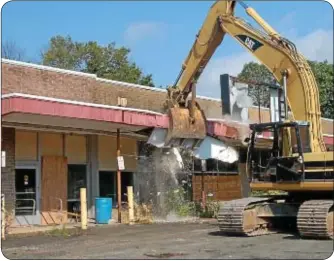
[15,130,38,161]
[98,135,137,171]
[65,135,86,164]
[98,135,117,171]
[41,156,68,225]
[120,137,137,171]
[40,132,63,157]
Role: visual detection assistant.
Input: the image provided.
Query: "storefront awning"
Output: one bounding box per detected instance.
[1,93,244,142]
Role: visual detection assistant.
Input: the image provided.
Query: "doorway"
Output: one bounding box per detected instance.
[67,164,87,214]
[15,168,39,225]
[99,171,116,207]
[98,171,133,207]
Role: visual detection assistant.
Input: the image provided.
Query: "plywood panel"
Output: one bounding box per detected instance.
[41,156,68,225]
[40,132,63,157]
[98,135,137,171]
[192,175,242,202]
[65,134,87,164]
[120,137,137,171]
[98,135,117,170]
[15,130,37,161]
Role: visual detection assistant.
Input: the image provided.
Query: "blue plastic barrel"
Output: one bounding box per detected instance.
[95,197,112,224]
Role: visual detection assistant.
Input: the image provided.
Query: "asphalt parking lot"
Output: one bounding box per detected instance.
[2,222,333,259]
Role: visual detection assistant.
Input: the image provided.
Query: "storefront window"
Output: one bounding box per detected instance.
[121,172,133,202]
[193,158,238,173]
[99,171,133,207]
[68,165,87,200]
[99,171,116,206]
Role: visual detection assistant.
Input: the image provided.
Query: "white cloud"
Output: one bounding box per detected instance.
[196,28,333,99]
[197,52,257,98]
[294,29,333,63]
[124,22,166,46]
[279,11,297,28]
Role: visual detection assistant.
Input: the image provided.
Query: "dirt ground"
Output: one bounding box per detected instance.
[1,221,333,260]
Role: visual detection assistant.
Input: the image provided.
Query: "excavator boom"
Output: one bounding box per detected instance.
[165,0,326,153]
[162,0,333,240]
[164,1,236,149]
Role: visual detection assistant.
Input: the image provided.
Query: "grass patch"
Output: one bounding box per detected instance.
[251,190,288,197]
[45,225,83,238]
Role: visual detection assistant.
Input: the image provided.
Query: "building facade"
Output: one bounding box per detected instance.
[1,59,333,226]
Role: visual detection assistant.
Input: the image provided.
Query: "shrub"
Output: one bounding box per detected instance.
[164,187,196,217]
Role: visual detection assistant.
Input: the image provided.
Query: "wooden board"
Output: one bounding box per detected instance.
[192,174,242,202]
[41,156,68,225]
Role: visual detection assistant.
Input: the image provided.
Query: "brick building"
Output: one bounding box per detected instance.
[1,58,333,226]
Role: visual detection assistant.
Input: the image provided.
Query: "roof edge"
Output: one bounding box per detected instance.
[2,58,221,102]
[3,59,334,119]
[2,58,97,78]
[1,92,164,116]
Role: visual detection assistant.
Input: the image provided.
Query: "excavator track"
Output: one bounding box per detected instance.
[297,200,334,240]
[218,197,276,237]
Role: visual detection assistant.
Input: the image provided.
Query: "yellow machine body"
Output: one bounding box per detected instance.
[164,0,333,239]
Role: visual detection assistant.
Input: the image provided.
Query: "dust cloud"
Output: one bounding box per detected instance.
[134,144,196,222]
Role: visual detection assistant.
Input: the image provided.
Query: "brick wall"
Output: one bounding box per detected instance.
[1,127,16,216]
[2,62,224,117]
[2,61,332,134]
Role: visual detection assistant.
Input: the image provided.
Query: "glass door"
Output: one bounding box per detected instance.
[99,171,116,207]
[67,165,87,214]
[15,168,38,225]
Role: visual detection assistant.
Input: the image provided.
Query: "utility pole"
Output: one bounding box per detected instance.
[117,129,122,223]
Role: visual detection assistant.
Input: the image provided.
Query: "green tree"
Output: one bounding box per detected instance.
[238,62,276,108]
[308,60,333,119]
[238,60,334,119]
[41,36,83,70]
[41,35,155,86]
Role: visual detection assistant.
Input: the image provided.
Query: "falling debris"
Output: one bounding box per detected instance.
[171,147,184,169]
[137,123,241,222]
[134,144,191,221]
[147,128,168,148]
[193,136,239,164]
[147,127,239,164]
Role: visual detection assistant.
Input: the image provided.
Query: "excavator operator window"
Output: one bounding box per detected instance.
[290,124,311,154]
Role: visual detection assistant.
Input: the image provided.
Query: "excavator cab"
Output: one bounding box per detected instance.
[247,121,310,183]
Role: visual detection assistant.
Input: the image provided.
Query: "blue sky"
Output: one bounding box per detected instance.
[2,1,333,98]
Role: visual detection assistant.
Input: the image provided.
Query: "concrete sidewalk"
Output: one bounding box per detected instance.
[5,218,216,237]
[5,219,120,237]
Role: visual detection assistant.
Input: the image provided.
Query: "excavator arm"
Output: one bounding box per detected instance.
[165,0,326,153]
[163,1,333,240]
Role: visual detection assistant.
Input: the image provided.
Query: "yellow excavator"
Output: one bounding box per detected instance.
[164,0,333,239]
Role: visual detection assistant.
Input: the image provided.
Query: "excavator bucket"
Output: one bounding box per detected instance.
[164,106,207,149]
